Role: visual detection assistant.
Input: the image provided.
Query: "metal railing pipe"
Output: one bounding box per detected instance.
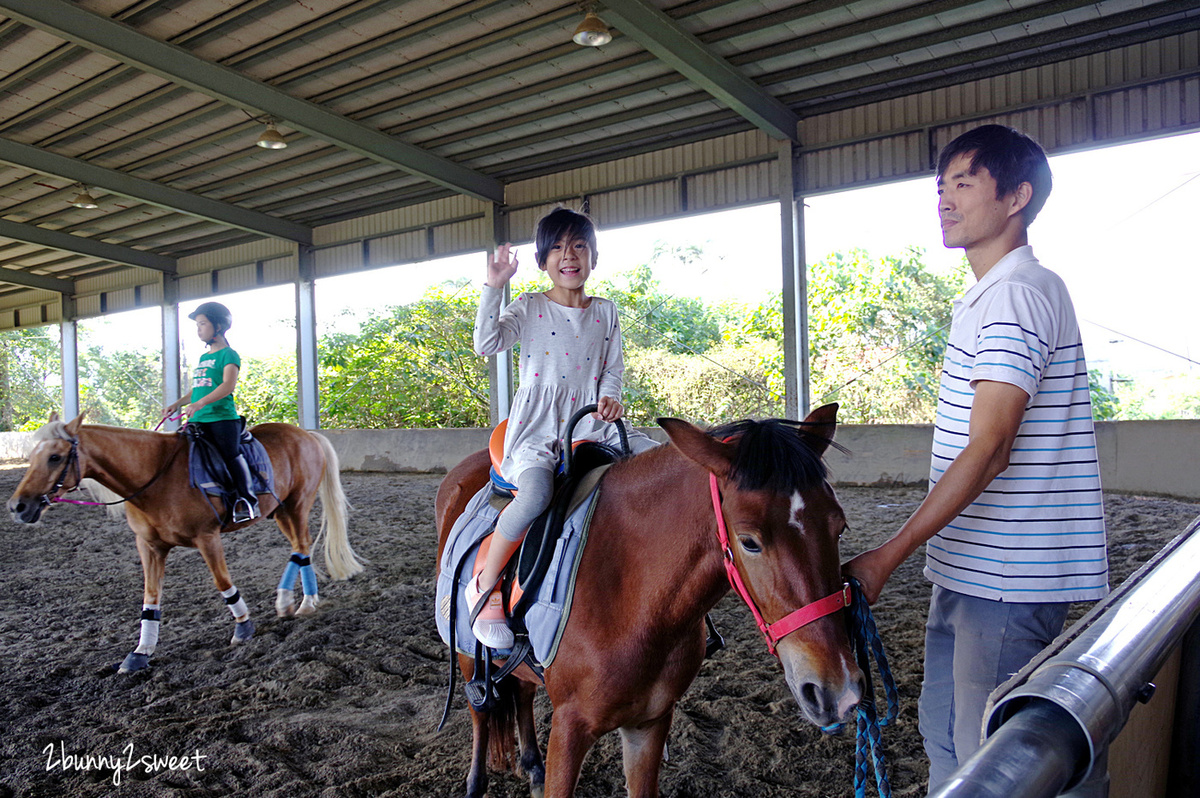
[933,516,1200,798]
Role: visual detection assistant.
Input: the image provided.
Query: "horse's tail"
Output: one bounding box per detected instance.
[488,679,519,773]
[310,432,365,581]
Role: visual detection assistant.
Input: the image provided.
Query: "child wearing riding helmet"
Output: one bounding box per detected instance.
[164,301,259,524]
[468,207,657,649]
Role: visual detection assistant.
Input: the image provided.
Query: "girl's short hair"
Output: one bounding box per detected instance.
[534,207,598,266]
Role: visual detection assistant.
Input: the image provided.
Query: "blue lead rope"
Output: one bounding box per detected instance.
[824,578,899,798]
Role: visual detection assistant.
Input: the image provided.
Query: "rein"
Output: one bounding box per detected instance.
[832,579,899,798]
[709,472,849,657]
[46,433,187,508]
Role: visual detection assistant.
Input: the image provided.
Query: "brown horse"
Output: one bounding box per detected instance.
[435,404,863,798]
[6,413,363,672]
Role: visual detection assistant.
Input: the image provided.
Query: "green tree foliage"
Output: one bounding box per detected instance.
[316,283,489,429]
[807,248,964,424]
[593,254,722,354]
[0,327,61,431]
[1087,369,1120,421]
[78,342,162,427]
[235,354,298,425]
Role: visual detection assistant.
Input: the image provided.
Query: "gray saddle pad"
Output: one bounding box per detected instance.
[436,481,601,667]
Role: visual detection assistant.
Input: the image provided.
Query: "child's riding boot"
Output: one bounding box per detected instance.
[230,454,260,523]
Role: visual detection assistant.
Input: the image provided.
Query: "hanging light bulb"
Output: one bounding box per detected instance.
[256,119,288,150]
[572,10,611,46]
[70,186,98,209]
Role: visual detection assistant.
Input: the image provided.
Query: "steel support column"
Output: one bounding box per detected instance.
[60,295,79,420]
[161,276,182,431]
[779,140,810,419]
[296,245,319,430]
[485,203,512,426]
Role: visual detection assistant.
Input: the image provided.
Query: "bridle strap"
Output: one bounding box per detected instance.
[709,472,849,657]
[46,433,187,507]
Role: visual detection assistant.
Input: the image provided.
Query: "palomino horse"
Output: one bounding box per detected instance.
[6,413,363,672]
[435,404,863,797]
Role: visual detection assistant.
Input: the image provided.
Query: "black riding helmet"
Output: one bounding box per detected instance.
[188,301,232,333]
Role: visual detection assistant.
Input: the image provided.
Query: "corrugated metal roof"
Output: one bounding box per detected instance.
[0,0,1197,325]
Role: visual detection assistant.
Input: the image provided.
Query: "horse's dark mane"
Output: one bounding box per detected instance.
[707,418,833,493]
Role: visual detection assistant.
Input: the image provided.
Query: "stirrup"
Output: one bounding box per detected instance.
[232,497,259,523]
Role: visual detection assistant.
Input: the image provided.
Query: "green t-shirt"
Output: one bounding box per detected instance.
[190,346,241,423]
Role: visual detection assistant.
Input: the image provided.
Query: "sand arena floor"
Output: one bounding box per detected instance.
[1,464,1196,797]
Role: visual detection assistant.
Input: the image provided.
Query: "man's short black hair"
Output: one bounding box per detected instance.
[937,124,1053,225]
[534,207,598,267]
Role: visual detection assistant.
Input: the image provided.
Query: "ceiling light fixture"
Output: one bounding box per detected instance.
[70,185,98,209]
[256,119,288,150]
[572,10,611,47]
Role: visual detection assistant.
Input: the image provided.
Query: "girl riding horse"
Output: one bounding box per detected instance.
[468,207,657,649]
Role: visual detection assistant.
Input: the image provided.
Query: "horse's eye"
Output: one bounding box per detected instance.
[737,535,762,555]
[47,454,62,463]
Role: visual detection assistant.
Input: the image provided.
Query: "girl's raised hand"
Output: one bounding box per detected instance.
[485,244,519,288]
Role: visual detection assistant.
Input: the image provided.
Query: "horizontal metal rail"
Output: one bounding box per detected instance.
[932,515,1200,798]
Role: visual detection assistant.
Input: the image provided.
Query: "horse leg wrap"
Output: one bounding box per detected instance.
[278,552,304,591]
[293,561,316,612]
[299,562,318,596]
[134,604,161,655]
[276,553,306,617]
[231,618,255,645]
[220,585,249,621]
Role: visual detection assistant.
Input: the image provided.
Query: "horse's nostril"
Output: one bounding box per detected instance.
[800,682,820,710]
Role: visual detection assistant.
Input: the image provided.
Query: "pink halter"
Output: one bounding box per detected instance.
[710,472,850,657]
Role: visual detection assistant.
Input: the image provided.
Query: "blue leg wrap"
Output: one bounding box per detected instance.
[278,552,305,591]
[300,563,318,596]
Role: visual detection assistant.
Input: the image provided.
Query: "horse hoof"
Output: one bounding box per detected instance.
[276,603,296,618]
[117,652,150,673]
[296,595,319,616]
[231,619,255,644]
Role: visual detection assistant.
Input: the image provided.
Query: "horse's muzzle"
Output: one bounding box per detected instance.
[7,495,47,524]
[779,643,864,727]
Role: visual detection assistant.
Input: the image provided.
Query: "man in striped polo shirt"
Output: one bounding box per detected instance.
[846,124,1108,793]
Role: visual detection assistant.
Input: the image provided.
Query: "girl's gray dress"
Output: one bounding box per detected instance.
[474,285,651,480]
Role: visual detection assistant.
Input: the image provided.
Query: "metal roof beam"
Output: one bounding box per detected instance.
[0,136,312,246]
[0,0,506,204]
[0,263,75,294]
[599,0,799,141]
[0,216,177,274]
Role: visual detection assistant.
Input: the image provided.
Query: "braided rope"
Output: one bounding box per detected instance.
[826,579,898,798]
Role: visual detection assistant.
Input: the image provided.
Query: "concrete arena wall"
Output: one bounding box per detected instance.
[319,420,1200,500]
[3,421,1197,500]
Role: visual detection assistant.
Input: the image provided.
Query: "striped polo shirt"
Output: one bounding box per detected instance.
[925,246,1108,603]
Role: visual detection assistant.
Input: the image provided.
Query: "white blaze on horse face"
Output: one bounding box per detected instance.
[789,491,807,534]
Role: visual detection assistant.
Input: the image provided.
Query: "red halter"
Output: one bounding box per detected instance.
[710,472,850,657]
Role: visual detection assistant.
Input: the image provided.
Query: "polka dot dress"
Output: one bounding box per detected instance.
[474,285,631,479]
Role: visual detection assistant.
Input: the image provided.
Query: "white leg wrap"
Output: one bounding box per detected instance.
[220,585,249,621]
[136,604,161,655]
[276,588,295,615]
[299,594,319,613]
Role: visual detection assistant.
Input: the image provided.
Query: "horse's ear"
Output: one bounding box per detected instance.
[799,402,839,457]
[64,411,87,437]
[657,417,734,477]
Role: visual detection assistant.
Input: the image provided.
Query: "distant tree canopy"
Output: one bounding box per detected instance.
[0,326,60,431]
[0,244,1149,432]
